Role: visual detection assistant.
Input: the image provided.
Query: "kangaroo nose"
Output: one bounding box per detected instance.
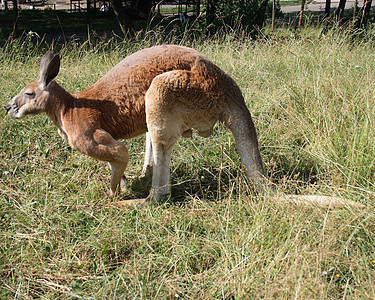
[5,104,11,113]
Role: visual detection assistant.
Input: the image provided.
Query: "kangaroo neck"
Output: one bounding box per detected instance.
[45,81,75,131]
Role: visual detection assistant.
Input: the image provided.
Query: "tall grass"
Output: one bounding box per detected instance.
[0,29,374,298]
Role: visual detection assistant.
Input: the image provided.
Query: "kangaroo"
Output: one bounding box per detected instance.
[5,45,365,208]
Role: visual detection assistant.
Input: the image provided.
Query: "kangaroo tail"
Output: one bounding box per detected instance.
[273,194,366,208]
[221,93,270,192]
[221,84,365,209]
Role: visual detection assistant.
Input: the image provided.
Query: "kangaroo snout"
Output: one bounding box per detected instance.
[5,98,19,118]
[5,104,11,113]
[5,102,14,114]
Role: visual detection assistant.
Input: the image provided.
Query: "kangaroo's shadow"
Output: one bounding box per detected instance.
[122,164,239,204]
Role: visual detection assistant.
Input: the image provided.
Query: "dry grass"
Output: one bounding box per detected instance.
[0,29,374,298]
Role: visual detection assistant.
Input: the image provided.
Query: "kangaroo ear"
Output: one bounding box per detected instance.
[39,51,60,89]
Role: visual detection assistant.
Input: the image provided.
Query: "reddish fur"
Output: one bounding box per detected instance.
[71,45,205,140]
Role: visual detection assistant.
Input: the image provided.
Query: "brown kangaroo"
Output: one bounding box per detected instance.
[5,45,365,208]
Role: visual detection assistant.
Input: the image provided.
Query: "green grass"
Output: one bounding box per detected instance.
[278,0,315,6]
[0,29,374,298]
[158,6,200,14]
[279,0,303,6]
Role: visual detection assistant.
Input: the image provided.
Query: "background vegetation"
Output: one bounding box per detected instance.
[0,28,374,298]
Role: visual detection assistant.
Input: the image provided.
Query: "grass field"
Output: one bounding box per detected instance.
[0,29,374,298]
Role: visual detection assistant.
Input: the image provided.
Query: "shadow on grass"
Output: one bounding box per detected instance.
[120,147,327,204]
[122,164,238,204]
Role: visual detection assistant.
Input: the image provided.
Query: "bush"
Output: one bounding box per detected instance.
[198,0,281,34]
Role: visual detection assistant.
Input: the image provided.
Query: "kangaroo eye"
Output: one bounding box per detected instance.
[25,92,34,97]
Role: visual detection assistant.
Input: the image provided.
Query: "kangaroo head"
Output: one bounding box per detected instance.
[6,51,60,119]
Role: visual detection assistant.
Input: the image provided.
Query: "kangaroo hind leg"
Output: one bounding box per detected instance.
[145,77,184,202]
[146,117,178,202]
[145,69,220,202]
